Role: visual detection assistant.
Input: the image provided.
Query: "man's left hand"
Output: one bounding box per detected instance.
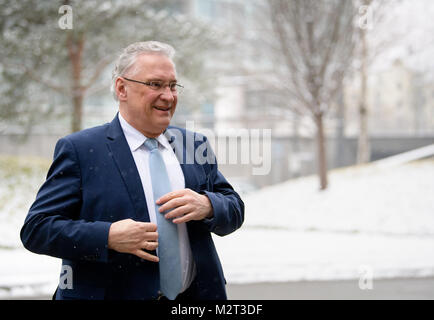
[156,189,213,224]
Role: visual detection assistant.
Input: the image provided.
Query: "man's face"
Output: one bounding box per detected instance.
[117,54,178,137]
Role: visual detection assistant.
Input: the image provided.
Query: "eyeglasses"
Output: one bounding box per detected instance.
[122,77,184,94]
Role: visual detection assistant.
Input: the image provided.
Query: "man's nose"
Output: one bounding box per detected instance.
[160,86,175,102]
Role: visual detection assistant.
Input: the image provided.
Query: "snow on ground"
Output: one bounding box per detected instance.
[212,159,434,283]
[0,156,433,297]
[239,159,434,236]
[0,156,49,249]
[0,249,58,298]
[213,228,434,284]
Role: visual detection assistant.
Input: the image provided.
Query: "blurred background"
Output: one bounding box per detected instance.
[0,0,433,299]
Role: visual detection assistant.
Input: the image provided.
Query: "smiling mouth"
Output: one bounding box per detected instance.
[154,106,171,112]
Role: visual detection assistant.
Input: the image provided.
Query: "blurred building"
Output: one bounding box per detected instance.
[344,59,434,137]
[1,1,434,191]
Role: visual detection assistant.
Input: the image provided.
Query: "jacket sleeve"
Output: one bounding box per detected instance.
[199,137,245,237]
[20,137,111,263]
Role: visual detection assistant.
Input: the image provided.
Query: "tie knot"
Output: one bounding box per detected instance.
[144,138,159,151]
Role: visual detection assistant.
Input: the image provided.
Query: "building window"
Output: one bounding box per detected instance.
[195,0,216,19]
[201,102,214,115]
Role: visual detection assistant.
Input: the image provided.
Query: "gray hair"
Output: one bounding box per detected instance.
[111,41,176,100]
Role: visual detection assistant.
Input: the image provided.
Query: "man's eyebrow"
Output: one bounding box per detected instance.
[146,78,178,82]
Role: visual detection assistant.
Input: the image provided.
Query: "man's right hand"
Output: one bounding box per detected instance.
[107,219,159,262]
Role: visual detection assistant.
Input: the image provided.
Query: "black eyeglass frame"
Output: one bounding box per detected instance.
[121,77,184,93]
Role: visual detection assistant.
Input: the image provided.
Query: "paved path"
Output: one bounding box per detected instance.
[4,277,434,300]
[227,277,434,300]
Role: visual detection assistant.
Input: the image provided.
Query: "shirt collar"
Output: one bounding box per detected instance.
[118,112,170,152]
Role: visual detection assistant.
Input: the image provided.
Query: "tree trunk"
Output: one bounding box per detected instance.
[72,91,83,133]
[357,1,371,164]
[67,34,84,133]
[315,112,328,190]
[334,84,346,168]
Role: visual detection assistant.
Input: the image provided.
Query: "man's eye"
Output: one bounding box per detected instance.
[169,83,178,90]
[149,82,162,88]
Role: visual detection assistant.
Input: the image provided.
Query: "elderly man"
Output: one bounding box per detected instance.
[20,41,244,300]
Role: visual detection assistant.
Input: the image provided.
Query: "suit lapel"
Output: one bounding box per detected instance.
[106,114,150,222]
[164,127,200,189]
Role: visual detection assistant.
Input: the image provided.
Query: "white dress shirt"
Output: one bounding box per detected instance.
[118,112,196,293]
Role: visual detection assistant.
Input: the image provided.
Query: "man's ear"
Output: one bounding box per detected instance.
[115,77,127,101]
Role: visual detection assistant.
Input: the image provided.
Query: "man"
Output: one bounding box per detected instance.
[20,41,244,300]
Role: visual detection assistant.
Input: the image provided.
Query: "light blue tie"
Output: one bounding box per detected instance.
[144,138,182,300]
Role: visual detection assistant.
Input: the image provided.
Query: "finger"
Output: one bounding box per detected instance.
[158,197,185,213]
[140,222,157,232]
[142,241,158,251]
[164,205,191,220]
[173,212,196,224]
[142,231,159,241]
[156,189,187,205]
[134,249,159,262]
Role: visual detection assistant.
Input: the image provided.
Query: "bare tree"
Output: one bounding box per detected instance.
[268,0,356,190]
[354,0,400,163]
[0,0,220,134]
[356,0,372,164]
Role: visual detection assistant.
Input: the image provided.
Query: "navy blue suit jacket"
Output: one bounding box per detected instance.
[20,114,244,300]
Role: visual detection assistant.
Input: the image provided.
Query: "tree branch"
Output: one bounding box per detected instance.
[83,55,115,90]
